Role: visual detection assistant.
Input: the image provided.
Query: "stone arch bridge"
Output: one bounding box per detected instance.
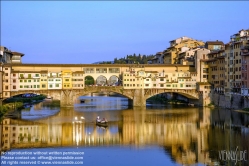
[8,86,200,107]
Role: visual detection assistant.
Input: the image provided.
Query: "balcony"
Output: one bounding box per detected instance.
[241,45,249,50]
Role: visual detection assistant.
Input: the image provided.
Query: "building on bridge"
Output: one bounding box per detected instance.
[0,63,212,106]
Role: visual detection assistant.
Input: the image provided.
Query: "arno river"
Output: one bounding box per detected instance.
[1,96,249,166]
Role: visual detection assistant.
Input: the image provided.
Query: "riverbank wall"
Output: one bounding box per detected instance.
[211,93,249,109]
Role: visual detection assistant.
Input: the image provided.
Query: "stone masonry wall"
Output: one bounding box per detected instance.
[212,93,249,109]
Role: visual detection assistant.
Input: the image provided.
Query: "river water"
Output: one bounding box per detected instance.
[1,96,249,166]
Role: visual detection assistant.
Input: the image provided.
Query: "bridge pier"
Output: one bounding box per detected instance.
[133,89,146,107]
[60,90,75,107]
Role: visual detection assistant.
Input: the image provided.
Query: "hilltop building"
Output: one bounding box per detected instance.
[163,36,204,64]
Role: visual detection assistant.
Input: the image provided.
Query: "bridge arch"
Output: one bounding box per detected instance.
[144,89,199,100]
[74,87,133,100]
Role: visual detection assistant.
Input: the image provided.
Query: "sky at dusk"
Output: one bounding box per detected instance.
[1,1,249,64]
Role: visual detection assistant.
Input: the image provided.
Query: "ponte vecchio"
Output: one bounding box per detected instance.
[0,63,211,107]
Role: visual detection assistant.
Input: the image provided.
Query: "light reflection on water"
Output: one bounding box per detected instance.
[1,96,249,166]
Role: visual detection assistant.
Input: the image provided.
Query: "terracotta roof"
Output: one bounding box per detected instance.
[205,41,224,45]
[11,51,24,56]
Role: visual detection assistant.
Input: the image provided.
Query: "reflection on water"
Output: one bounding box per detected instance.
[0,96,249,165]
[75,96,129,111]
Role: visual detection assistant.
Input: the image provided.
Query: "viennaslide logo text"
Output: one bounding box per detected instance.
[219,146,247,165]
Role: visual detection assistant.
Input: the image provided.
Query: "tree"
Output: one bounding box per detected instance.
[85,76,94,85]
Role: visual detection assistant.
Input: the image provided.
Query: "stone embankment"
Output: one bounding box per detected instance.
[212,93,249,110]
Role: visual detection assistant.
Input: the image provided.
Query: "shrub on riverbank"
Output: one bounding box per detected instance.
[0,106,8,119]
[0,102,23,120]
[242,108,249,112]
[42,100,60,108]
[4,95,46,104]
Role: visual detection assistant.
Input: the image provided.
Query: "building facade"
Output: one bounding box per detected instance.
[163,37,204,64]
[224,29,249,97]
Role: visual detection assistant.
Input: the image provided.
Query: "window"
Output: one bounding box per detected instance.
[5,73,8,76]
[35,74,39,77]
[56,84,59,87]
[42,84,46,88]
[5,68,8,70]
[28,80,31,82]
[20,85,23,88]
[160,78,164,81]
[65,79,69,81]
[13,79,16,83]
[37,85,40,88]
[13,74,16,77]
[49,84,53,88]
[34,85,36,88]
[24,80,27,83]
[13,86,16,89]
[28,74,31,78]
[160,84,164,87]
[5,86,8,90]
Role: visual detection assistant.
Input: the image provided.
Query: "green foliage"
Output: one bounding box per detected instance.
[42,100,60,108]
[5,95,46,103]
[113,54,154,64]
[207,102,215,107]
[85,76,94,85]
[0,102,23,120]
[0,106,8,119]
[242,108,249,111]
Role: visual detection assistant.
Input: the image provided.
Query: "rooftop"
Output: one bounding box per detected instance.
[205,41,224,45]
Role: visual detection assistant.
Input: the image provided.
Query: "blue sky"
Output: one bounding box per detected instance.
[1,1,249,64]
